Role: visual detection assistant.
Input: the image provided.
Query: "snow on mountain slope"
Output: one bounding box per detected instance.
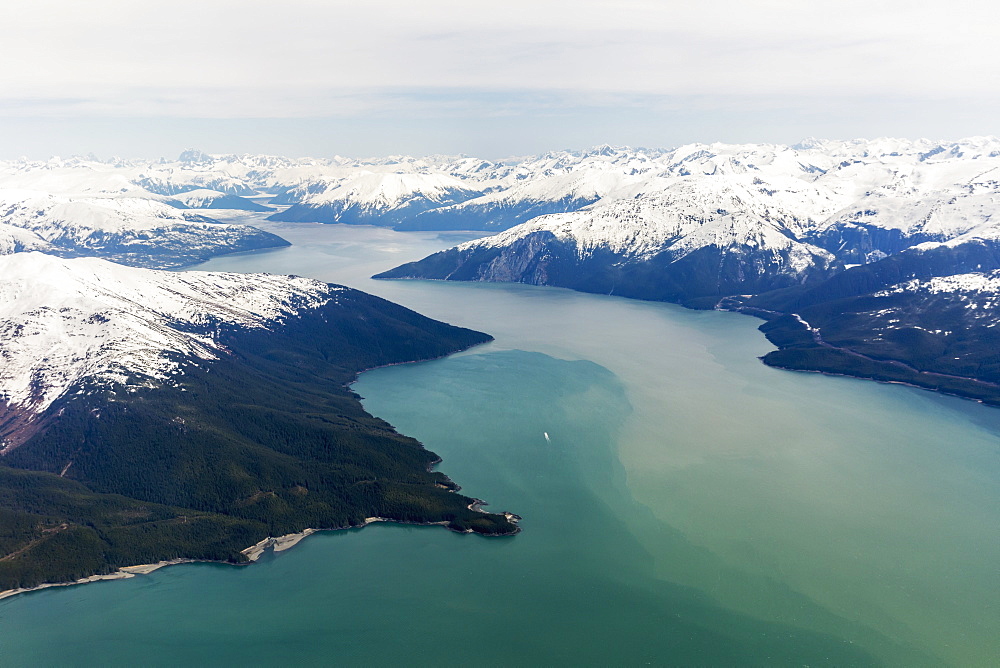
[168,188,229,207]
[0,222,54,255]
[0,253,336,421]
[0,190,287,267]
[0,153,286,199]
[378,174,839,303]
[399,147,669,231]
[381,136,1000,294]
[269,172,484,224]
[878,271,1000,301]
[0,191,203,233]
[133,169,258,197]
[462,174,830,267]
[389,138,1000,233]
[807,143,1000,238]
[642,137,1000,236]
[262,146,674,229]
[820,187,999,241]
[803,155,1000,262]
[301,172,479,208]
[0,160,149,198]
[401,166,646,231]
[5,137,998,242]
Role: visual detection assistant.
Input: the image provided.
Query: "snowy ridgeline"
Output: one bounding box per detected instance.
[0,253,338,415]
[445,137,1000,266]
[2,138,999,240]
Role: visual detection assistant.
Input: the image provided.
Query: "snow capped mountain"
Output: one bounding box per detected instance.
[396,146,669,231]
[0,222,55,255]
[399,166,640,231]
[379,137,1000,301]
[292,172,479,207]
[375,162,850,300]
[0,190,288,268]
[0,253,336,422]
[377,189,839,302]
[270,171,485,225]
[257,137,1000,235]
[802,139,1000,261]
[134,171,258,197]
[0,152,296,199]
[0,190,204,234]
[0,159,148,198]
[465,175,828,263]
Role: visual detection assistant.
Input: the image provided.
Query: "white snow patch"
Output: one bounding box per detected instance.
[0,253,337,413]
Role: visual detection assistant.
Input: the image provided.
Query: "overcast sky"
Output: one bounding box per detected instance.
[1,0,998,158]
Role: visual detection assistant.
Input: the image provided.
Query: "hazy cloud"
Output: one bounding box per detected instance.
[3,0,999,116]
[1,1,997,156]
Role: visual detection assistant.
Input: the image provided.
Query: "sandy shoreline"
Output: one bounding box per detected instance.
[0,559,194,601]
[0,508,521,602]
[0,525,337,601]
[240,528,319,561]
[0,526,323,603]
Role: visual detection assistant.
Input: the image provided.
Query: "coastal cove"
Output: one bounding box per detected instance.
[1,219,998,666]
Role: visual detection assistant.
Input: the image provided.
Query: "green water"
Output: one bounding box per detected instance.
[1,220,998,666]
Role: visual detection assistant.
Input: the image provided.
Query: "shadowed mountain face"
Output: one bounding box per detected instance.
[379,233,1000,405]
[376,228,839,305]
[743,240,1000,404]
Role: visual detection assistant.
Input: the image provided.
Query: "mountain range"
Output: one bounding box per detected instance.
[4,139,999,405]
[375,137,1000,404]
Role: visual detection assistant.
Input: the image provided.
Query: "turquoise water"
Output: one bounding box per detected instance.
[1,220,998,666]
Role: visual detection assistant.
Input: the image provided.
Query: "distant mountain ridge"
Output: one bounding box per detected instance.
[7,138,998,238]
[268,172,486,226]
